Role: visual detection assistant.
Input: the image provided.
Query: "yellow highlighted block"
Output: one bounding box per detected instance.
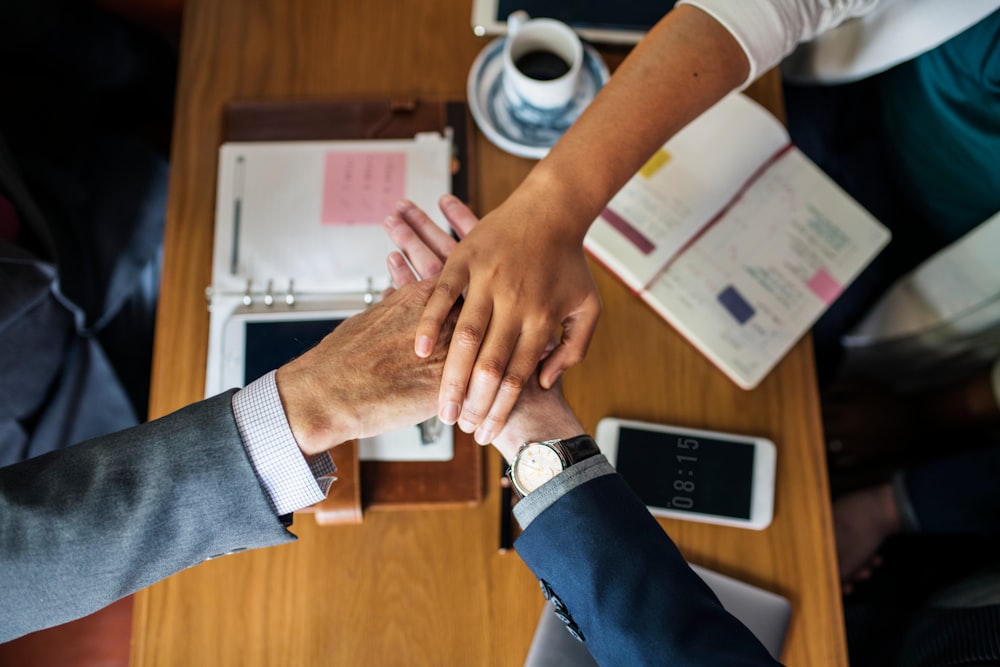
[639,149,671,179]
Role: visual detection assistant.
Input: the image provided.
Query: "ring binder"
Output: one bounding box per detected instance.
[206,278,379,312]
[204,97,484,511]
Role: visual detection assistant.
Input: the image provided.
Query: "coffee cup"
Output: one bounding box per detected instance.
[501,11,583,123]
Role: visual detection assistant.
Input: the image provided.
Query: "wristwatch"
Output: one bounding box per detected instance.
[508,435,601,498]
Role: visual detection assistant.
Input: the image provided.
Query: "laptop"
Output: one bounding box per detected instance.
[523,564,791,666]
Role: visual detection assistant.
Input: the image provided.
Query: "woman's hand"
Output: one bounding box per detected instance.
[386,194,601,445]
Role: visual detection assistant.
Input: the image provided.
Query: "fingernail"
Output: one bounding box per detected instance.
[540,368,562,389]
[474,426,494,445]
[440,402,460,424]
[396,199,412,212]
[415,336,433,357]
[384,214,399,228]
[457,418,476,433]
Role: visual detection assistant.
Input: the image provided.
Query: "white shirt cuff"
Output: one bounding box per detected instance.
[232,371,335,516]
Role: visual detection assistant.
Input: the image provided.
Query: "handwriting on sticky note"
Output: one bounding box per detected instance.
[322,152,407,224]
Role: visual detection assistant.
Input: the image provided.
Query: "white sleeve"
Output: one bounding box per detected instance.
[676,0,882,87]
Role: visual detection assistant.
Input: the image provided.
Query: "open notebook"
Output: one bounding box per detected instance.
[584,92,890,389]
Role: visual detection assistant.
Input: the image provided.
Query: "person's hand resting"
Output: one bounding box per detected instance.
[822,380,919,469]
[824,369,1000,470]
[275,280,455,456]
[833,482,902,593]
[400,192,601,446]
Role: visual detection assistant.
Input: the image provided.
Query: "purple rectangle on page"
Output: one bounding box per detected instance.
[806,268,842,305]
[600,207,655,255]
[322,151,407,224]
[718,285,755,324]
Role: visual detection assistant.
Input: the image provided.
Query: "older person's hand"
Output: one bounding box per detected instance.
[276,280,455,455]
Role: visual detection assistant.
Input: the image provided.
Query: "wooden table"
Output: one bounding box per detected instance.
[134,1,846,664]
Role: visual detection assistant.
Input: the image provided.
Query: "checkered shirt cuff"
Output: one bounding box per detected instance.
[232,371,337,516]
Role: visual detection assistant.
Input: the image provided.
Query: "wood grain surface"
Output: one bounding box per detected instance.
[134,1,846,665]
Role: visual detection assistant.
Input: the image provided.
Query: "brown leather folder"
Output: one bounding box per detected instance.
[221,98,484,520]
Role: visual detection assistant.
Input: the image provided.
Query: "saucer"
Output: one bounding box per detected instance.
[467,38,610,159]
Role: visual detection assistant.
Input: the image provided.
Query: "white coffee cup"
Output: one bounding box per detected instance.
[501,11,583,122]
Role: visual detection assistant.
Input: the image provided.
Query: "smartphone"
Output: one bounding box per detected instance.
[595,418,776,530]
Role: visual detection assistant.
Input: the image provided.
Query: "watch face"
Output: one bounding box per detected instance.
[513,442,564,494]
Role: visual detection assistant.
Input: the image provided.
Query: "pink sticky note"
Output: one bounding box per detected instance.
[322,152,407,224]
[807,268,842,304]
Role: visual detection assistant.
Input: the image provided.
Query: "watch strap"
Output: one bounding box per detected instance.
[554,434,601,466]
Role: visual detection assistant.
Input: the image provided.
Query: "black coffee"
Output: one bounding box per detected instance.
[515,50,571,81]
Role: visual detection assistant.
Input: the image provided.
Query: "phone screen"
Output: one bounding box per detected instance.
[243,318,345,385]
[495,0,672,32]
[616,426,755,520]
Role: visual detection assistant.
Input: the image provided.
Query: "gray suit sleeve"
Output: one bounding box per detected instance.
[0,391,296,642]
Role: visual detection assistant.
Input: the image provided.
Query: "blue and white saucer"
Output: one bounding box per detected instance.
[467,38,610,159]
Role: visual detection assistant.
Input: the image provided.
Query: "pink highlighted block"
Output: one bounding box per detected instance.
[322,152,407,224]
[807,268,842,304]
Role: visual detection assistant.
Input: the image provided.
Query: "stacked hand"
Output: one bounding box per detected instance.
[822,380,918,469]
[275,279,456,456]
[384,196,586,462]
[833,483,901,593]
[395,194,600,446]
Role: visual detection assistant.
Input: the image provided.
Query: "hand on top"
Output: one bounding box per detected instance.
[383,196,588,457]
[385,194,601,445]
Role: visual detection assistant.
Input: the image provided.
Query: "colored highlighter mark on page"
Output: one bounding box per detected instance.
[600,207,656,255]
[718,285,755,324]
[322,152,407,224]
[806,268,842,305]
[639,148,671,179]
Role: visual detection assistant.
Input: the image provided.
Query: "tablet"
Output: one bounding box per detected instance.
[219,306,454,462]
[471,0,674,45]
[221,307,359,388]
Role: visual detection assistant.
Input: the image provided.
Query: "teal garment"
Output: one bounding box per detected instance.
[880,9,1000,244]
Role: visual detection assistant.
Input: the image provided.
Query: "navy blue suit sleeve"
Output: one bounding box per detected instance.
[515,473,780,666]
